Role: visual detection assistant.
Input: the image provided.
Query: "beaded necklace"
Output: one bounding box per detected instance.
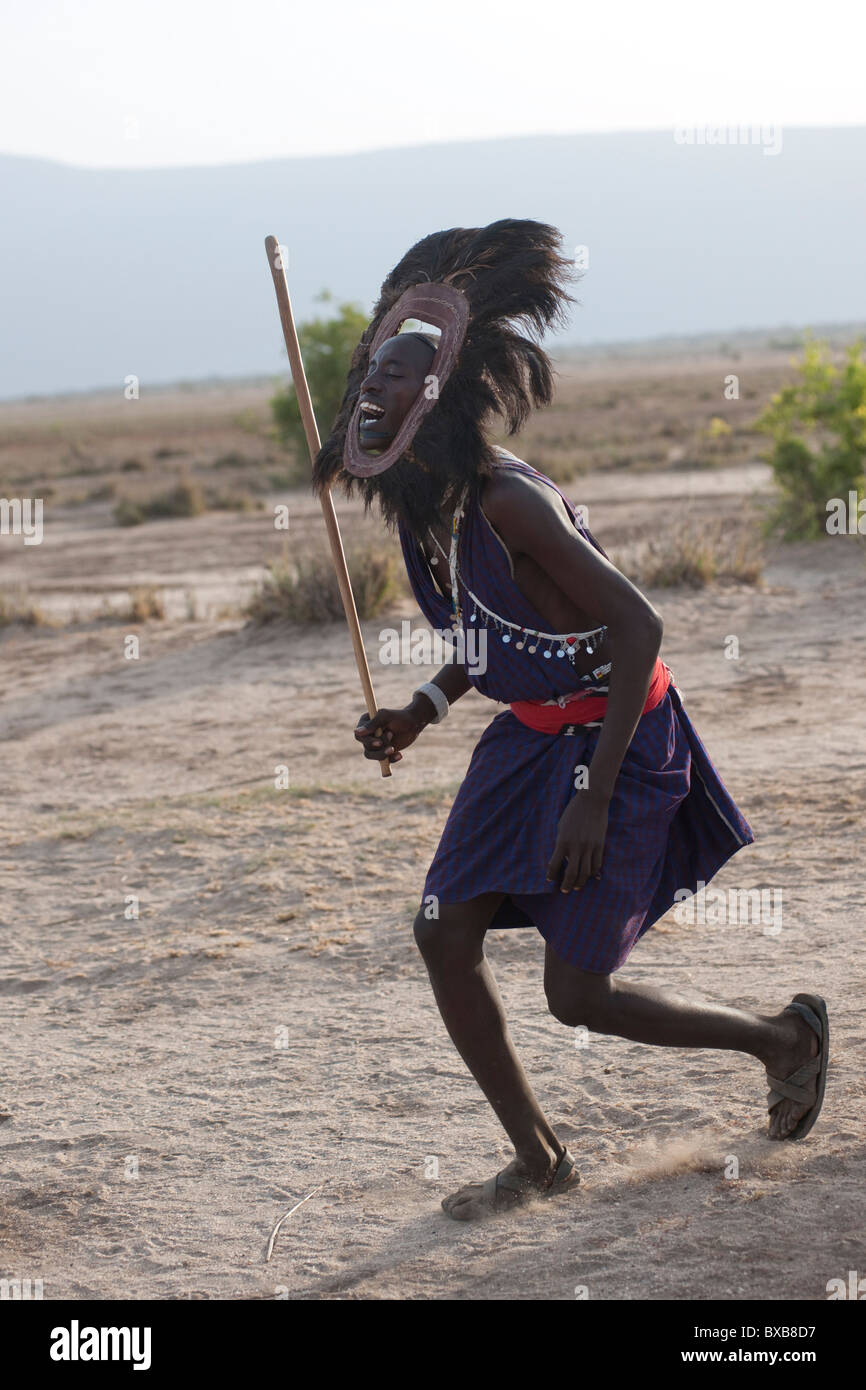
[426,488,607,665]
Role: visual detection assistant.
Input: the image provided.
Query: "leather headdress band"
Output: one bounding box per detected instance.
[343,282,470,478]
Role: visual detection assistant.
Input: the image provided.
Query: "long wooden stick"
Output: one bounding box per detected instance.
[264,235,391,777]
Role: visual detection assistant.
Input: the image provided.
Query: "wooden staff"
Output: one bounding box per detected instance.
[264,235,391,777]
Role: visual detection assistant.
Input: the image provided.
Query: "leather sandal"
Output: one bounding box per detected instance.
[766,993,829,1141]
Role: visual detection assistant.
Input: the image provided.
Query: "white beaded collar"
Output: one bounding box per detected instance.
[427,488,607,664]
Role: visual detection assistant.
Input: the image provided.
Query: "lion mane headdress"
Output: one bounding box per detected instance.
[311,218,577,540]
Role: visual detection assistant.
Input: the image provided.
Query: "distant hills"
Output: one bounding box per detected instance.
[1,127,864,401]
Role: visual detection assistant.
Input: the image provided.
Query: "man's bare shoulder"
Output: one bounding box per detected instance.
[480,462,568,538]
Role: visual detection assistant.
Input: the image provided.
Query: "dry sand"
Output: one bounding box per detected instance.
[1,449,864,1301]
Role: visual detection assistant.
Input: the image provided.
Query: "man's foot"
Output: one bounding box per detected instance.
[441,1145,579,1222]
[761,995,828,1140]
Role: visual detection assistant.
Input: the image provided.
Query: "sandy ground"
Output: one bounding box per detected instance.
[1,456,864,1301]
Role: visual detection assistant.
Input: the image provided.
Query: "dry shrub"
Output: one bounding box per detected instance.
[212,451,255,469]
[113,477,259,525]
[114,498,146,526]
[114,479,206,526]
[86,481,117,502]
[205,488,263,513]
[525,453,584,485]
[246,543,406,625]
[623,520,763,589]
[0,590,49,627]
[126,586,165,621]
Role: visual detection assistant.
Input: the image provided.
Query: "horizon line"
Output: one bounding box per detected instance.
[2,318,864,409]
[2,121,866,175]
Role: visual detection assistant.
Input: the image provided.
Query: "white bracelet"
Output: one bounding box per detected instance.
[414,681,449,724]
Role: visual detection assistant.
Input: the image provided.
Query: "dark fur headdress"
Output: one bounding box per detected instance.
[311,218,577,539]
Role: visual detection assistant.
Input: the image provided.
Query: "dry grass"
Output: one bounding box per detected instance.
[113,476,263,524]
[206,488,264,514]
[245,542,407,624]
[499,356,785,483]
[619,519,764,589]
[0,354,798,516]
[114,478,206,525]
[125,586,166,621]
[0,589,50,627]
[0,586,174,629]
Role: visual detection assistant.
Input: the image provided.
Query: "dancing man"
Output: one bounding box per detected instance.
[312,219,829,1221]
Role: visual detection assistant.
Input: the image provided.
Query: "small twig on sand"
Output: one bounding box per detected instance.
[265,1182,327,1262]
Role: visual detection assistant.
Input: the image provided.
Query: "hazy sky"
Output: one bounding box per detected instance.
[4,0,865,169]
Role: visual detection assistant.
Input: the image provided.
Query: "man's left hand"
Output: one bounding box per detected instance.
[546,791,610,892]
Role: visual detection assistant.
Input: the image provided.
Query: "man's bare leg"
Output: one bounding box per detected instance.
[413,893,567,1217]
[543,947,820,1140]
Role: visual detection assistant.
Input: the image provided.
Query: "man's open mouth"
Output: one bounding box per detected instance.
[358,399,390,450]
[359,399,386,426]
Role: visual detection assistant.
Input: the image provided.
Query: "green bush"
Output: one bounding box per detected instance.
[754,338,866,538]
[270,291,369,483]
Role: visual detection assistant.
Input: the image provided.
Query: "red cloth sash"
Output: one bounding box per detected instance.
[510,658,672,733]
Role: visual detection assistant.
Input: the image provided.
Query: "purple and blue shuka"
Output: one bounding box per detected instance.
[396,450,755,975]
